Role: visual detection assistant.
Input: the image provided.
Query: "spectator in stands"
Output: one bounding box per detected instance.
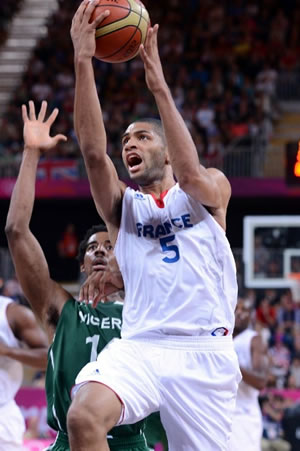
[277,291,300,335]
[2,0,286,172]
[282,401,300,451]
[269,329,291,389]
[256,297,277,339]
[254,234,269,277]
[261,393,291,451]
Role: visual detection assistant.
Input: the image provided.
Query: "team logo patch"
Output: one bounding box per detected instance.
[134,193,145,200]
[211,327,229,336]
[86,367,101,377]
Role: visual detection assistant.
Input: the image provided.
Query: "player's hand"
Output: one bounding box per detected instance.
[139,24,167,94]
[71,0,110,60]
[22,101,67,152]
[79,255,124,307]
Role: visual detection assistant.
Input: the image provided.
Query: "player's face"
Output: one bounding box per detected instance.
[82,232,113,276]
[121,122,167,185]
[234,300,251,332]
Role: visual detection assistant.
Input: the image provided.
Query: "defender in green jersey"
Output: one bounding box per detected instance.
[5,101,148,451]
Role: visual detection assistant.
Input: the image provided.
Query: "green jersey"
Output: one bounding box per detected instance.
[46,299,147,450]
[144,413,168,451]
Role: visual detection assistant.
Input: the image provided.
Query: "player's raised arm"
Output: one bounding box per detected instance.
[71,0,125,232]
[5,101,69,339]
[140,25,230,216]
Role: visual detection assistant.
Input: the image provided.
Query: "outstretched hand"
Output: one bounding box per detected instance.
[79,255,124,307]
[71,0,110,59]
[139,24,166,94]
[22,101,67,152]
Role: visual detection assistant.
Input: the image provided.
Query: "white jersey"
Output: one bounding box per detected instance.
[234,328,261,414]
[115,183,238,339]
[0,296,23,406]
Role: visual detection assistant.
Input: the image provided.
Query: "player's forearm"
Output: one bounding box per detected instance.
[6,149,39,235]
[153,86,221,206]
[240,367,267,390]
[74,57,107,164]
[4,346,48,370]
[153,85,202,184]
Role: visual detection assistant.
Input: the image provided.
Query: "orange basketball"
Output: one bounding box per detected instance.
[91,0,150,63]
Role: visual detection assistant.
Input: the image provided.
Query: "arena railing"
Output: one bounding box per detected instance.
[0,135,271,179]
[277,70,300,101]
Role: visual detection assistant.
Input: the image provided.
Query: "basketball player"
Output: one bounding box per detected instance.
[68,2,241,450]
[229,298,269,451]
[5,100,148,451]
[0,295,48,450]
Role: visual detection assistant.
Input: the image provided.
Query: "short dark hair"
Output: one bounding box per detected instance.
[133,117,166,145]
[77,224,108,264]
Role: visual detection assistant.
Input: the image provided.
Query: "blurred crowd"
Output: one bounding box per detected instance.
[3,0,300,175]
[245,286,300,390]
[0,1,23,46]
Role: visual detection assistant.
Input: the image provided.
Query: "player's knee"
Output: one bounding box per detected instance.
[67,395,98,438]
[67,382,122,437]
[67,388,105,438]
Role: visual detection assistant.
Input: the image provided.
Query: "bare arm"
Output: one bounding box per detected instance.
[1,303,48,369]
[240,335,269,390]
[71,0,125,235]
[139,26,230,221]
[79,254,124,306]
[5,101,70,339]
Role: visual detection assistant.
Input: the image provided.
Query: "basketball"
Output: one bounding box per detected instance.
[91,0,150,63]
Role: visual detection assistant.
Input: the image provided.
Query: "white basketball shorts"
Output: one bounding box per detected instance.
[230,409,263,451]
[0,399,25,451]
[74,335,241,451]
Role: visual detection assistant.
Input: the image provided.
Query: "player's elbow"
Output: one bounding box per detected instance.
[177,172,200,193]
[252,374,268,391]
[178,173,222,207]
[39,350,49,370]
[82,147,106,168]
[5,220,23,243]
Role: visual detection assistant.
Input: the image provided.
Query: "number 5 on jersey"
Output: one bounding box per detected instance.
[160,235,180,263]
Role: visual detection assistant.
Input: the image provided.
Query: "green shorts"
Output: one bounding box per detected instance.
[45,431,149,451]
[108,432,149,450]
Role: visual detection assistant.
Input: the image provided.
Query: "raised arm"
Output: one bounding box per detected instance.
[5,101,70,339]
[71,0,125,236]
[0,302,48,369]
[139,26,231,222]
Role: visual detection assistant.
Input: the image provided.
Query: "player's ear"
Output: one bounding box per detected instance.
[80,264,85,273]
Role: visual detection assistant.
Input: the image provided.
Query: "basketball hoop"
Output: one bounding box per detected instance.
[288,273,300,303]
